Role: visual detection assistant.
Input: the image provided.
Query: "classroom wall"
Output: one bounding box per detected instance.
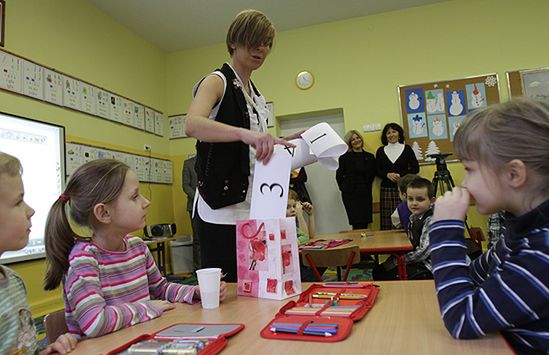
[1,0,172,315]
[166,0,549,234]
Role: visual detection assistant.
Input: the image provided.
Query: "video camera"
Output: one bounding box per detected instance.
[427,153,452,172]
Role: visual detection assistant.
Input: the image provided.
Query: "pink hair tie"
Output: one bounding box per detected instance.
[59,194,70,202]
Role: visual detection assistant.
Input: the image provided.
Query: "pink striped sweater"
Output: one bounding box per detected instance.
[63,235,196,337]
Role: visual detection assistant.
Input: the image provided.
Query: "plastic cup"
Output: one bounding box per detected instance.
[196,268,221,309]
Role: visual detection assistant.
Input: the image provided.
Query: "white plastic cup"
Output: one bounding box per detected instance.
[196,268,221,309]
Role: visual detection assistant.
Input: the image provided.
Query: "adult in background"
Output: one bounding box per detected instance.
[185,10,295,282]
[336,130,376,230]
[376,123,419,230]
[182,155,200,270]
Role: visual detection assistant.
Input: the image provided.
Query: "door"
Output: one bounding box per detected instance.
[278,109,350,234]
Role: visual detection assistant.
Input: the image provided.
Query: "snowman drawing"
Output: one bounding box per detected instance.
[412,115,425,135]
[409,92,420,110]
[470,84,484,108]
[449,91,464,116]
[436,92,445,112]
[432,116,444,136]
[426,92,436,113]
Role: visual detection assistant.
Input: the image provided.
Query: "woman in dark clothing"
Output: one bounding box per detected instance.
[336,130,376,230]
[376,123,419,230]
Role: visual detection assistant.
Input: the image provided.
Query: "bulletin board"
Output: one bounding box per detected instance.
[398,73,500,164]
[507,65,549,103]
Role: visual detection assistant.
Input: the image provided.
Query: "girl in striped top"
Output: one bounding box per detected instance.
[429,98,549,354]
[44,159,226,338]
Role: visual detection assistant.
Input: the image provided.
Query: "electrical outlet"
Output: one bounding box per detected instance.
[144,144,151,151]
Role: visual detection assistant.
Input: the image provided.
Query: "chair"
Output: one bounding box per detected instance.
[465,227,485,260]
[44,310,68,344]
[301,245,361,282]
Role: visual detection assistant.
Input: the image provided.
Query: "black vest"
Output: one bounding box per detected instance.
[195,63,261,209]
[408,208,434,248]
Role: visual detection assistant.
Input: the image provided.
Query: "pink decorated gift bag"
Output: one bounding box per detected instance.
[236,218,301,300]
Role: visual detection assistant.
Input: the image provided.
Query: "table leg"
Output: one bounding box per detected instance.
[396,253,407,280]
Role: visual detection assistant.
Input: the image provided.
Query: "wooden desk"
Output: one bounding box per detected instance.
[312,230,413,280]
[144,237,176,275]
[72,281,512,355]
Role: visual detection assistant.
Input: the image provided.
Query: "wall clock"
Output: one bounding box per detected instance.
[296,70,314,90]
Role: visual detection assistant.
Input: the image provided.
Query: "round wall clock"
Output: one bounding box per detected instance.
[296,70,314,90]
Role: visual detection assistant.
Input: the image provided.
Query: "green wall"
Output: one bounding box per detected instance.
[2,0,549,315]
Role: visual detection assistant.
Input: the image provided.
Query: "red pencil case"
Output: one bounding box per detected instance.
[260,283,379,342]
[107,322,244,355]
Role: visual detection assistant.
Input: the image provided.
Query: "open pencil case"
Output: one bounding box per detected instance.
[107,323,244,355]
[260,282,379,342]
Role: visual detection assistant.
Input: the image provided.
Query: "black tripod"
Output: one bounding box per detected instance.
[429,153,455,196]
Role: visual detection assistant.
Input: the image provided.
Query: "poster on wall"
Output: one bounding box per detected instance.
[507,65,549,103]
[398,73,500,163]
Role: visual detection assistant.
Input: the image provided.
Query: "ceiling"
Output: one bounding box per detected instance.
[88,0,449,52]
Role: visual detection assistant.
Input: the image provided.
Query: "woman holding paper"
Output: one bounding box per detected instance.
[185,10,294,282]
[376,123,419,230]
[336,130,377,230]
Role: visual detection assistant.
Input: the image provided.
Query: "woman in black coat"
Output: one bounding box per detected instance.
[376,123,419,230]
[336,130,376,230]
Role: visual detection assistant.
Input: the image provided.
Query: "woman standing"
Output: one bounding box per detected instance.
[185,10,293,282]
[376,123,419,230]
[336,130,376,230]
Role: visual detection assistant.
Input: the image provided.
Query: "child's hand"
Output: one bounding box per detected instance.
[150,300,176,312]
[302,202,314,215]
[432,187,470,222]
[41,333,77,355]
[295,201,304,215]
[195,281,227,301]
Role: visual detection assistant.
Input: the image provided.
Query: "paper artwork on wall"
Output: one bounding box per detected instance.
[168,114,187,139]
[448,115,465,142]
[63,76,81,111]
[120,97,134,126]
[405,88,424,113]
[154,111,164,136]
[144,107,154,133]
[407,112,428,138]
[79,82,96,115]
[43,68,63,106]
[95,88,110,119]
[22,60,43,100]
[425,89,445,114]
[446,90,466,116]
[428,114,448,140]
[465,83,486,110]
[0,51,23,93]
[109,93,122,123]
[133,103,145,130]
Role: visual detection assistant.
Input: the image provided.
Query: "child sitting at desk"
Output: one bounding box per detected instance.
[429,98,549,353]
[390,173,418,229]
[373,177,435,280]
[0,151,77,354]
[43,159,226,338]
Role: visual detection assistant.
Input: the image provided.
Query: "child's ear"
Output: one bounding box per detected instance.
[505,159,527,188]
[93,203,111,224]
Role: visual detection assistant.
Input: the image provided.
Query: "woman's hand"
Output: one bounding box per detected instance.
[150,300,176,312]
[239,130,294,164]
[387,172,401,182]
[432,186,470,222]
[41,333,77,355]
[302,202,314,216]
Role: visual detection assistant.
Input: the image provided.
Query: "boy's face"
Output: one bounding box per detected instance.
[406,187,434,216]
[0,174,35,254]
[286,198,297,218]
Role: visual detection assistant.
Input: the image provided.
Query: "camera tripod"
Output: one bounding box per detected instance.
[429,153,455,196]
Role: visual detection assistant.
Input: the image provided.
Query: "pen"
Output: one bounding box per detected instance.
[192,326,205,333]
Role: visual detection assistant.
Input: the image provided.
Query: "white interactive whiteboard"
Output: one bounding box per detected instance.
[0,111,65,264]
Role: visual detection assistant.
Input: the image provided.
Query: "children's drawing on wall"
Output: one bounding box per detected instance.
[446,90,466,116]
[405,88,424,113]
[428,114,448,140]
[411,141,423,161]
[407,112,428,138]
[424,140,441,161]
[521,69,549,104]
[425,89,445,114]
[466,83,487,110]
[448,116,465,142]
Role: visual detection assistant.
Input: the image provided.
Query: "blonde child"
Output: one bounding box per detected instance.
[0,151,77,354]
[43,159,226,338]
[429,98,549,353]
[286,189,315,244]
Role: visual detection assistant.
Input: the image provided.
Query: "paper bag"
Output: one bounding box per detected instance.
[236,218,301,300]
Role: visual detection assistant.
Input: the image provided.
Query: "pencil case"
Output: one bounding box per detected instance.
[107,323,244,355]
[260,283,379,342]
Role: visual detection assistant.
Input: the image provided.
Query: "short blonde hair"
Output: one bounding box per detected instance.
[0,151,22,178]
[226,9,275,55]
[343,130,363,151]
[454,97,549,193]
